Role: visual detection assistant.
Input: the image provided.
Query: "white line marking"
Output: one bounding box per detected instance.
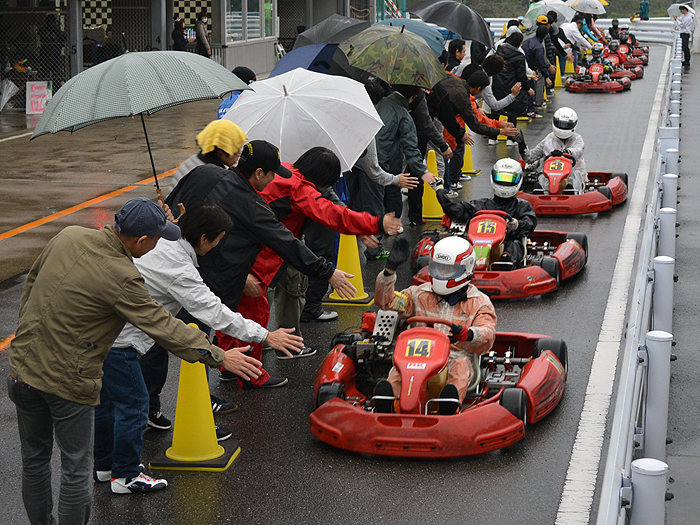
[555,44,672,524]
[0,131,32,143]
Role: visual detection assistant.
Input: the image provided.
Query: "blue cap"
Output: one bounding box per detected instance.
[114,198,181,241]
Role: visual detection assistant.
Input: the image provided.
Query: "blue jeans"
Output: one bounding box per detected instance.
[93,346,148,479]
[7,375,93,525]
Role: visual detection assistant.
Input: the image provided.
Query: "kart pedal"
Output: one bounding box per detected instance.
[373,310,399,340]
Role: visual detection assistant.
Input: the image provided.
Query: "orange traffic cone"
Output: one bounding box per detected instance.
[323,234,373,306]
[150,329,240,472]
[423,149,444,220]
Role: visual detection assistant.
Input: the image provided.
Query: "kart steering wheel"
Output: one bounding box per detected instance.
[545,151,577,167]
[406,316,463,339]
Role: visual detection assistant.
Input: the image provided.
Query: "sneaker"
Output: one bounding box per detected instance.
[367,248,390,260]
[373,380,395,414]
[261,376,288,388]
[409,218,427,226]
[94,470,111,483]
[459,175,472,182]
[300,308,338,322]
[506,140,517,146]
[488,138,498,145]
[452,182,463,190]
[219,370,238,382]
[111,473,167,494]
[215,425,233,442]
[445,189,460,198]
[147,411,172,431]
[211,395,238,414]
[276,346,316,360]
[437,384,461,416]
[527,111,543,119]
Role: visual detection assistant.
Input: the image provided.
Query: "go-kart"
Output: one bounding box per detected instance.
[565,63,631,93]
[606,54,644,80]
[619,43,648,66]
[518,153,628,215]
[309,313,567,458]
[410,210,588,299]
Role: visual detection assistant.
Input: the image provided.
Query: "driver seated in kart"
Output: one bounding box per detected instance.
[432,158,537,265]
[584,42,613,70]
[517,107,588,194]
[373,237,497,415]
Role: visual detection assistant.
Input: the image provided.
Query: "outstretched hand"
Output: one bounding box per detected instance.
[386,237,411,271]
[329,269,357,299]
[221,345,262,381]
[265,328,304,358]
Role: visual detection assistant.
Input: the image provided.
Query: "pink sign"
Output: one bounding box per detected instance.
[26,81,52,115]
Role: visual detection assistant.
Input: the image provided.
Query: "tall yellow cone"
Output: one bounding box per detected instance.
[324,234,373,306]
[555,56,564,88]
[565,55,575,75]
[461,135,481,176]
[423,149,444,220]
[497,115,510,140]
[150,337,239,471]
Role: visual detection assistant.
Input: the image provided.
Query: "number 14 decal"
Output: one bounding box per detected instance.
[406,338,433,357]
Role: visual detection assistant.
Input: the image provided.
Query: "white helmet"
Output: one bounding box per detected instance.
[428,236,476,296]
[552,107,578,140]
[491,158,523,199]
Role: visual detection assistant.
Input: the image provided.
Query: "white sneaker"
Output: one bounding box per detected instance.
[506,140,516,146]
[111,473,167,494]
[452,182,463,190]
[488,138,498,145]
[459,175,472,182]
[445,189,460,198]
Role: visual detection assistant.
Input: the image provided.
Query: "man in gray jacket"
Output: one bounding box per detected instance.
[7,198,261,525]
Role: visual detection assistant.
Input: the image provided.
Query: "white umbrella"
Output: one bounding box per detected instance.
[524,0,576,29]
[223,68,383,172]
[565,0,606,15]
[668,3,696,18]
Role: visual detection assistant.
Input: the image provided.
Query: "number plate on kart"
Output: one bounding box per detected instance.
[548,160,565,173]
[406,338,433,357]
[476,220,497,234]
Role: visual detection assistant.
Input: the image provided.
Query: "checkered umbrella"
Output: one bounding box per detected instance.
[31,51,250,191]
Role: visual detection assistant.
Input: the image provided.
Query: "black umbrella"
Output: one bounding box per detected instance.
[409,0,494,49]
[294,14,370,49]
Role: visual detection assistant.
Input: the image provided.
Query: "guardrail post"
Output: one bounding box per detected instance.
[662,174,678,209]
[658,208,677,259]
[672,80,682,92]
[664,148,679,175]
[652,257,675,334]
[670,98,680,115]
[669,113,680,127]
[645,331,673,462]
[630,458,669,525]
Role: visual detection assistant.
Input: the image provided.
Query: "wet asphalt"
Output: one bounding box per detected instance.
[0,45,695,524]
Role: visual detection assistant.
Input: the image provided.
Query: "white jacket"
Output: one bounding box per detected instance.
[113,237,267,354]
[561,22,592,50]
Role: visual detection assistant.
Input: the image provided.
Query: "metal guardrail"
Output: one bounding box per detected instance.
[596,37,683,525]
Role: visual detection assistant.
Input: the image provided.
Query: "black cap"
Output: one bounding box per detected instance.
[232,66,257,85]
[238,140,292,178]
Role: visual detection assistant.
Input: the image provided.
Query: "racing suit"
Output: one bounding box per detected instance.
[375,272,497,401]
[522,131,587,193]
[435,191,537,265]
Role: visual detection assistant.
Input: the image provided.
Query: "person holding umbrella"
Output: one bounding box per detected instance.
[675,5,695,68]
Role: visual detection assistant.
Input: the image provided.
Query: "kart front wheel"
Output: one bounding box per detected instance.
[500,388,527,424]
[533,338,568,379]
[541,256,561,288]
[612,172,629,187]
[316,382,346,408]
[566,232,589,264]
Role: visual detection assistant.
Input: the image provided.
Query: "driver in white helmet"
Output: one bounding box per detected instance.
[373,237,497,414]
[516,107,588,193]
[432,158,537,265]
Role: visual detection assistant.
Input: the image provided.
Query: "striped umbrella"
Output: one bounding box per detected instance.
[31,51,250,193]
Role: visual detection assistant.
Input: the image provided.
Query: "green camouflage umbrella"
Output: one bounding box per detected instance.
[340,25,447,89]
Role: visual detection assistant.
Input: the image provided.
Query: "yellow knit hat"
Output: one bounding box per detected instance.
[196,120,248,157]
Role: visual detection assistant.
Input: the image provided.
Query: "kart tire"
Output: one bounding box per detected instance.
[597,185,613,202]
[612,172,629,187]
[316,382,346,408]
[533,338,568,378]
[566,232,589,264]
[541,256,561,288]
[500,387,528,424]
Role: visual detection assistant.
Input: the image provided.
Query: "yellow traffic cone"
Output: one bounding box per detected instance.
[150,335,240,471]
[462,135,481,176]
[423,149,445,220]
[555,56,564,88]
[565,55,575,75]
[497,115,511,139]
[324,234,373,306]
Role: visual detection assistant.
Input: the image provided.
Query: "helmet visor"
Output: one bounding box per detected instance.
[492,170,523,186]
[428,260,467,281]
[553,117,577,130]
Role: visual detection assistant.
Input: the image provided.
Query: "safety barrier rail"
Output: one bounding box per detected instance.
[595,37,682,524]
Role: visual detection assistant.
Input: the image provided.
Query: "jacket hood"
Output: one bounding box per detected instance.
[498,43,522,60]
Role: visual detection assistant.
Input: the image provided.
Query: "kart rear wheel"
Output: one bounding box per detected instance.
[316,382,346,408]
[500,388,527,424]
[566,232,589,264]
[612,172,629,187]
[541,256,561,288]
[597,185,613,202]
[533,338,568,378]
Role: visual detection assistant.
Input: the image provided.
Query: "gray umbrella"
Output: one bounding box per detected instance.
[31,51,250,192]
[294,14,370,49]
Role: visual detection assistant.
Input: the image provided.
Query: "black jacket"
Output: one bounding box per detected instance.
[436,191,538,242]
[426,82,465,145]
[410,90,449,156]
[492,43,530,117]
[440,73,500,138]
[165,165,336,311]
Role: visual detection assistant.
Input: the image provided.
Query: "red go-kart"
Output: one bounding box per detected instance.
[606,54,644,80]
[309,313,567,458]
[619,43,648,66]
[518,154,628,215]
[411,210,587,299]
[565,63,631,93]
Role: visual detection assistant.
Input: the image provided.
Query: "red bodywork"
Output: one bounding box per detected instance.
[410,211,586,298]
[519,155,628,215]
[619,44,648,65]
[607,55,644,80]
[309,328,566,458]
[565,64,631,92]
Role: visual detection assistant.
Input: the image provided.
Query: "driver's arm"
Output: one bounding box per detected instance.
[375,270,416,317]
[515,200,538,238]
[566,134,585,161]
[454,298,497,356]
[522,137,549,164]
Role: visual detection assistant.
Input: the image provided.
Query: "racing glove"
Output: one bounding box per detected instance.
[450,323,474,342]
[386,237,411,271]
[550,149,563,157]
[562,150,577,166]
[507,217,519,231]
[512,131,527,157]
[430,178,445,192]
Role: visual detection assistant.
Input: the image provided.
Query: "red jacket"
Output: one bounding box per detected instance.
[443,95,503,150]
[251,163,383,286]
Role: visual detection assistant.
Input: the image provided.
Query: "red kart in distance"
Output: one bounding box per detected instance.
[565,63,631,93]
[411,210,588,299]
[606,54,644,80]
[619,43,648,66]
[518,154,628,215]
[309,313,567,458]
